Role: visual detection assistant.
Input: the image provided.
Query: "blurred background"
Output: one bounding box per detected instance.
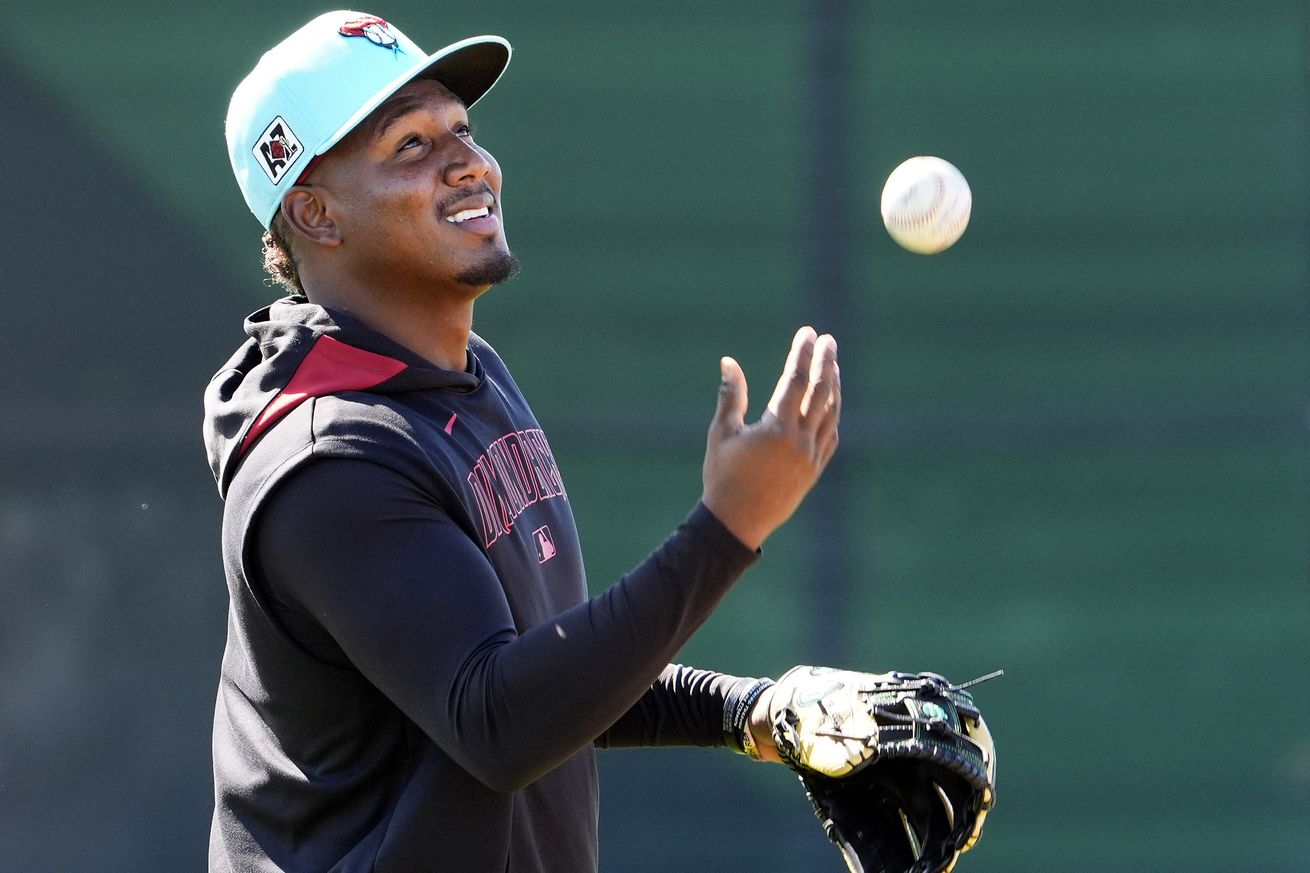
[2,1,1307,870]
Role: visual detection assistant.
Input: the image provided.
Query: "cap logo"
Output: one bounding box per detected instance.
[338,16,398,49]
[252,116,304,184]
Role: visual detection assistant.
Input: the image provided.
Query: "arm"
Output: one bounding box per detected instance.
[599,325,836,759]
[256,458,757,793]
[595,664,748,748]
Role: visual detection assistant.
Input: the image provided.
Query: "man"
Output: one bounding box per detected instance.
[206,11,839,873]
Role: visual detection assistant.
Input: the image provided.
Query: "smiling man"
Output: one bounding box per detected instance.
[206,11,840,873]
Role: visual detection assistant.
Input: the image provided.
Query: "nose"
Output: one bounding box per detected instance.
[443,139,496,188]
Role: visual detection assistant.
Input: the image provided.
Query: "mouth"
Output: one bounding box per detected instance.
[446,206,491,224]
[443,193,500,236]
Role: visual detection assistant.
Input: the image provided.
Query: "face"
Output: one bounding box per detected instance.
[303,77,515,297]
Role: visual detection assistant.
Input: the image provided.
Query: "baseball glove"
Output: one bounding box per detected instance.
[768,666,999,873]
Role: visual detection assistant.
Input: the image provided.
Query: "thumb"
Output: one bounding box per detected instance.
[712,356,748,435]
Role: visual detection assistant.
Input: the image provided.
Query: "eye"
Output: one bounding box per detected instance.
[398,134,425,151]
[455,122,476,139]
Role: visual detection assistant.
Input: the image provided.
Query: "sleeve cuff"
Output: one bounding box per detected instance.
[685,501,762,564]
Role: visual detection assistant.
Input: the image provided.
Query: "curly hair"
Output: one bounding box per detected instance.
[261,213,304,294]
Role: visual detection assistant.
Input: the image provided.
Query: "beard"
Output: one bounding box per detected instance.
[455,249,520,288]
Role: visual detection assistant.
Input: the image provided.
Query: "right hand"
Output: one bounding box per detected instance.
[701,326,840,550]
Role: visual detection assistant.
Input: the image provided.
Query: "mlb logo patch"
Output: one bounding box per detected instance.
[533,525,557,564]
[252,116,304,184]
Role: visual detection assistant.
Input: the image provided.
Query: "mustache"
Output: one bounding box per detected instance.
[436,183,496,214]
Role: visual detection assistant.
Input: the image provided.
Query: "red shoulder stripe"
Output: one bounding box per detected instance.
[239,334,407,458]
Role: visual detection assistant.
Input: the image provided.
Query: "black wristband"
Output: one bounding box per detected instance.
[722,677,774,759]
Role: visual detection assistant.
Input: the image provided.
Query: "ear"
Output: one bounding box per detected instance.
[281,187,342,248]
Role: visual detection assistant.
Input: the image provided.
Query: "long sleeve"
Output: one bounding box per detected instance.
[596,663,764,749]
[253,456,758,793]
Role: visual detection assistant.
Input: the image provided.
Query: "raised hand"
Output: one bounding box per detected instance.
[701,326,840,550]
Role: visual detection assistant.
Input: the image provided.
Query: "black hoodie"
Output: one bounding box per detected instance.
[202,298,761,873]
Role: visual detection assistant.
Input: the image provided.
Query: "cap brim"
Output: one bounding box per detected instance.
[315,35,511,158]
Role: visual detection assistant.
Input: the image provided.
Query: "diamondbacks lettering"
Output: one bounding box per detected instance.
[467,428,567,547]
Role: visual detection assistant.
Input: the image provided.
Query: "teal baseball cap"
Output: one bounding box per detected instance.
[226,10,511,227]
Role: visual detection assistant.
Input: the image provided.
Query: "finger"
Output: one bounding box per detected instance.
[814,361,841,460]
[817,420,839,467]
[766,326,818,421]
[800,334,839,425]
[711,356,748,437]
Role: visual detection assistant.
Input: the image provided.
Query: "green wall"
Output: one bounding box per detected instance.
[1,1,1305,870]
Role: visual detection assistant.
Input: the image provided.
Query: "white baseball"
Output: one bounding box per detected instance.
[880,156,972,254]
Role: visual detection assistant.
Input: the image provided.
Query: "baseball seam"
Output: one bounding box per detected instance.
[885,173,948,232]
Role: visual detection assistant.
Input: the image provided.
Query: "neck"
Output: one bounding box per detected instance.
[301,271,486,372]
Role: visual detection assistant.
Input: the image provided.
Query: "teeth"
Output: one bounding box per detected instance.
[447,207,490,223]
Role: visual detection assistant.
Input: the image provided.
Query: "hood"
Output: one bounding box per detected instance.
[203,296,482,498]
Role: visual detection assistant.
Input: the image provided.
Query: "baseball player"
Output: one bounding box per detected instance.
[206,11,840,873]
